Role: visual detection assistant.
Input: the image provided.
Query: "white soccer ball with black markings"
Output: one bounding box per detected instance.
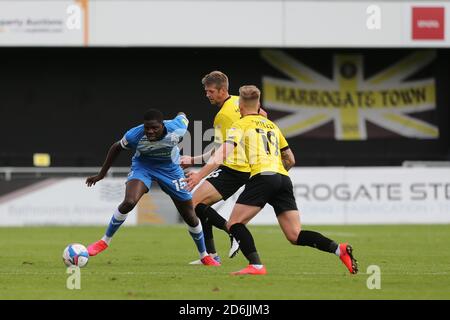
[62,243,89,268]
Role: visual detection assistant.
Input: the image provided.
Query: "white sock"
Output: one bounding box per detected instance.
[101,235,112,245]
[113,209,128,222]
[102,208,128,245]
[251,264,264,269]
[335,246,341,256]
[187,221,208,258]
[188,221,203,234]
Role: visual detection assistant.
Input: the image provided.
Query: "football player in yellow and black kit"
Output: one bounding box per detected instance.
[181,71,266,264]
[186,85,358,275]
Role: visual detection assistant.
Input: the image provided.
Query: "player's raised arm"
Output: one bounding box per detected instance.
[86,141,124,187]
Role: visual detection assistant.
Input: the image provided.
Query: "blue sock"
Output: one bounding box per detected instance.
[104,209,128,243]
[188,222,207,258]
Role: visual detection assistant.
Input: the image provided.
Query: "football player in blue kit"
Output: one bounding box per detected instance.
[85,109,220,266]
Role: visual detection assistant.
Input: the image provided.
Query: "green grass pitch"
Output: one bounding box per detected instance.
[0,225,449,299]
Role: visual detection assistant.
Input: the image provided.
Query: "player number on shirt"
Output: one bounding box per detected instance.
[172,178,187,191]
[255,129,279,156]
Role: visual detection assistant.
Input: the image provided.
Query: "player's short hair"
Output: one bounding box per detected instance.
[201,71,229,90]
[239,85,261,101]
[144,109,164,123]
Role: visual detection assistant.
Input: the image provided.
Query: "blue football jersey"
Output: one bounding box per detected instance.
[120,114,188,164]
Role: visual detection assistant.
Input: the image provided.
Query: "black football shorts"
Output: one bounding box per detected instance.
[206,165,250,200]
[236,172,298,215]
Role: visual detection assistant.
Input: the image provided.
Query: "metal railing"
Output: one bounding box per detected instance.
[402,161,450,168]
[2,162,450,181]
[0,167,130,181]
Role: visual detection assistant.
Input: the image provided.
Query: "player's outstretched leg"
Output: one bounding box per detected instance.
[88,180,147,257]
[229,223,266,275]
[87,209,126,256]
[297,231,358,274]
[278,210,358,274]
[88,209,127,256]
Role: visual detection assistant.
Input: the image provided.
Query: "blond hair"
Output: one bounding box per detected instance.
[239,85,260,101]
[238,85,260,111]
[201,71,229,90]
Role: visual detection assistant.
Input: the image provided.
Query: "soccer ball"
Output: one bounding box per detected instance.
[62,243,89,268]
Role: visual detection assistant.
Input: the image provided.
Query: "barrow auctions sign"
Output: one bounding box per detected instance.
[0,177,181,226]
[0,0,86,46]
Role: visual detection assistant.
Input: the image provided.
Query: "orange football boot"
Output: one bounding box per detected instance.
[87,239,108,256]
[339,243,358,274]
[231,265,267,275]
[201,255,221,266]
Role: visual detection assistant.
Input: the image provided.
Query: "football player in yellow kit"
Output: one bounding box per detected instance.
[186,85,358,275]
[180,71,266,264]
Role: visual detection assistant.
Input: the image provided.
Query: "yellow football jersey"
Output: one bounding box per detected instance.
[213,96,250,173]
[225,114,289,177]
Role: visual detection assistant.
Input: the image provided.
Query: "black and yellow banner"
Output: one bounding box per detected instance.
[262,50,438,140]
